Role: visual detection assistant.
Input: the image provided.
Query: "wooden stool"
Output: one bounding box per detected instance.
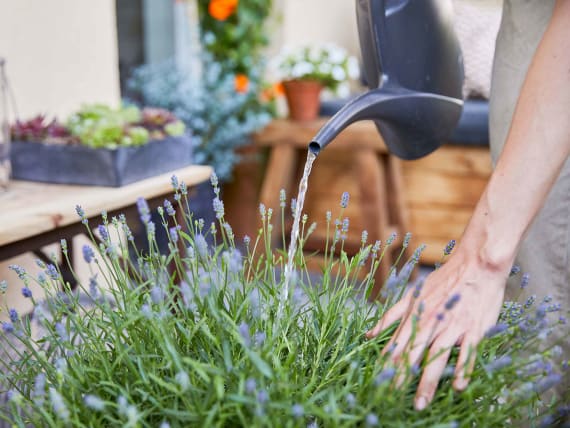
[252,119,412,299]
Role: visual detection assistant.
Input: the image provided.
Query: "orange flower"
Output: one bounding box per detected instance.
[234,74,249,93]
[208,0,238,21]
[260,82,285,101]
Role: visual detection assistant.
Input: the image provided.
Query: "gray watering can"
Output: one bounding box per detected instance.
[309,0,464,160]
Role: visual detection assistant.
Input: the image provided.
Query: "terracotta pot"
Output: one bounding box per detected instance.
[282,79,323,121]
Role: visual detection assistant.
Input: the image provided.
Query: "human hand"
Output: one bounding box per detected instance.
[366,250,510,411]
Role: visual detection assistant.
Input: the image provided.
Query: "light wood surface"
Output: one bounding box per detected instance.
[0,165,212,247]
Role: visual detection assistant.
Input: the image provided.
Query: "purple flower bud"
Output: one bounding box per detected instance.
[436,313,445,322]
[55,322,68,341]
[345,392,356,408]
[136,197,151,224]
[9,308,18,323]
[444,293,461,311]
[97,225,109,242]
[386,232,396,246]
[509,265,521,276]
[520,273,530,289]
[533,373,562,394]
[45,264,59,280]
[164,199,176,216]
[374,367,396,386]
[366,413,379,426]
[9,264,26,280]
[238,322,251,347]
[82,245,95,263]
[22,287,32,298]
[169,227,179,244]
[170,175,179,191]
[2,321,14,334]
[245,378,256,394]
[256,389,269,405]
[484,323,509,338]
[403,232,411,248]
[484,355,512,373]
[243,235,251,247]
[291,404,304,418]
[150,286,164,304]
[444,239,456,256]
[75,205,85,219]
[340,191,350,208]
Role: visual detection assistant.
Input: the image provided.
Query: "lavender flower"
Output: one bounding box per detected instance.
[164,199,176,216]
[84,394,106,411]
[374,367,396,386]
[45,264,59,280]
[403,232,411,248]
[195,234,209,259]
[345,393,356,408]
[55,322,68,342]
[32,373,46,405]
[259,203,266,218]
[150,286,164,304]
[326,210,332,222]
[444,239,456,256]
[9,308,18,323]
[254,331,266,347]
[169,227,179,244]
[75,204,85,220]
[444,293,461,311]
[366,413,379,426]
[8,264,26,280]
[436,313,445,322]
[49,387,70,422]
[141,304,153,319]
[243,235,251,247]
[291,404,304,418]
[386,232,396,246]
[0,279,7,293]
[484,355,512,373]
[509,265,521,276]
[340,191,350,208]
[147,221,156,236]
[21,286,32,298]
[533,373,562,394]
[136,197,151,223]
[83,245,95,263]
[520,273,530,289]
[97,224,109,242]
[256,389,269,405]
[245,378,256,394]
[175,371,190,391]
[171,175,179,190]
[239,322,251,347]
[60,239,67,253]
[361,230,368,245]
[2,322,14,334]
[485,323,509,338]
[279,189,286,208]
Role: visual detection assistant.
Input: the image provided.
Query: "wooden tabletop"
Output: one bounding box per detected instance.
[0,165,212,248]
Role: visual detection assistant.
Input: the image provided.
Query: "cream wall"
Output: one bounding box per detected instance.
[0,0,120,319]
[0,0,121,120]
[274,0,361,57]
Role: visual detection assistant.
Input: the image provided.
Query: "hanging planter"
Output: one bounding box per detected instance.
[282,79,323,121]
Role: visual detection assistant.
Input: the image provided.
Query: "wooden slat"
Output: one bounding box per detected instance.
[409,206,473,240]
[402,168,487,208]
[402,145,492,178]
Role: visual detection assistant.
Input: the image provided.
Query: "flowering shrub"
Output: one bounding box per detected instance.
[271,44,361,96]
[11,105,186,149]
[129,55,271,181]
[0,176,568,427]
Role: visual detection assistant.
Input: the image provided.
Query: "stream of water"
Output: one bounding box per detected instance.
[276,149,317,320]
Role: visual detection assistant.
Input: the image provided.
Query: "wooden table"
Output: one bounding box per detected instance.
[0,165,212,265]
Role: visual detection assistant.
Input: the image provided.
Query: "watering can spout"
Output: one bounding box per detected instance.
[309,88,463,160]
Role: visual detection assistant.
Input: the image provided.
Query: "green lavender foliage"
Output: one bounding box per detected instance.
[0,176,568,427]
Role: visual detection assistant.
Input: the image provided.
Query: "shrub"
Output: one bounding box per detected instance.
[0,176,568,427]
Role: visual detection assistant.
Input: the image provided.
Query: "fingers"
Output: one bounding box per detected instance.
[414,335,455,411]
[365,295,410,339]
[453,332,481,391]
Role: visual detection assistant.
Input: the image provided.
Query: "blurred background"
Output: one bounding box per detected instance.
[0,0,502,314]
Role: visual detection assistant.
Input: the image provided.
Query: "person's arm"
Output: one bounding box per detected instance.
[366,0,570,411]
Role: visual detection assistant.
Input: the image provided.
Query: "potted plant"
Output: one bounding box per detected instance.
[272,44,360,121]
[0,180,567,426]
[10,104,191,187]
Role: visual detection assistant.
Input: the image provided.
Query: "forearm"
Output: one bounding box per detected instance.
[458,0,570,272]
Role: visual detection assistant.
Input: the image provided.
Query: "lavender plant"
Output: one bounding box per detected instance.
[0,176,568,427]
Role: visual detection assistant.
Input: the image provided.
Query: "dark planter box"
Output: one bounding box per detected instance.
[10,136,193,187]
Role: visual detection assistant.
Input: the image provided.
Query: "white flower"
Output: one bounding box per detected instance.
[332,66,346,81]
[348,56,360,80]
[319,63,332,74]
[336,82,351,98]
[292,61,314,78]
